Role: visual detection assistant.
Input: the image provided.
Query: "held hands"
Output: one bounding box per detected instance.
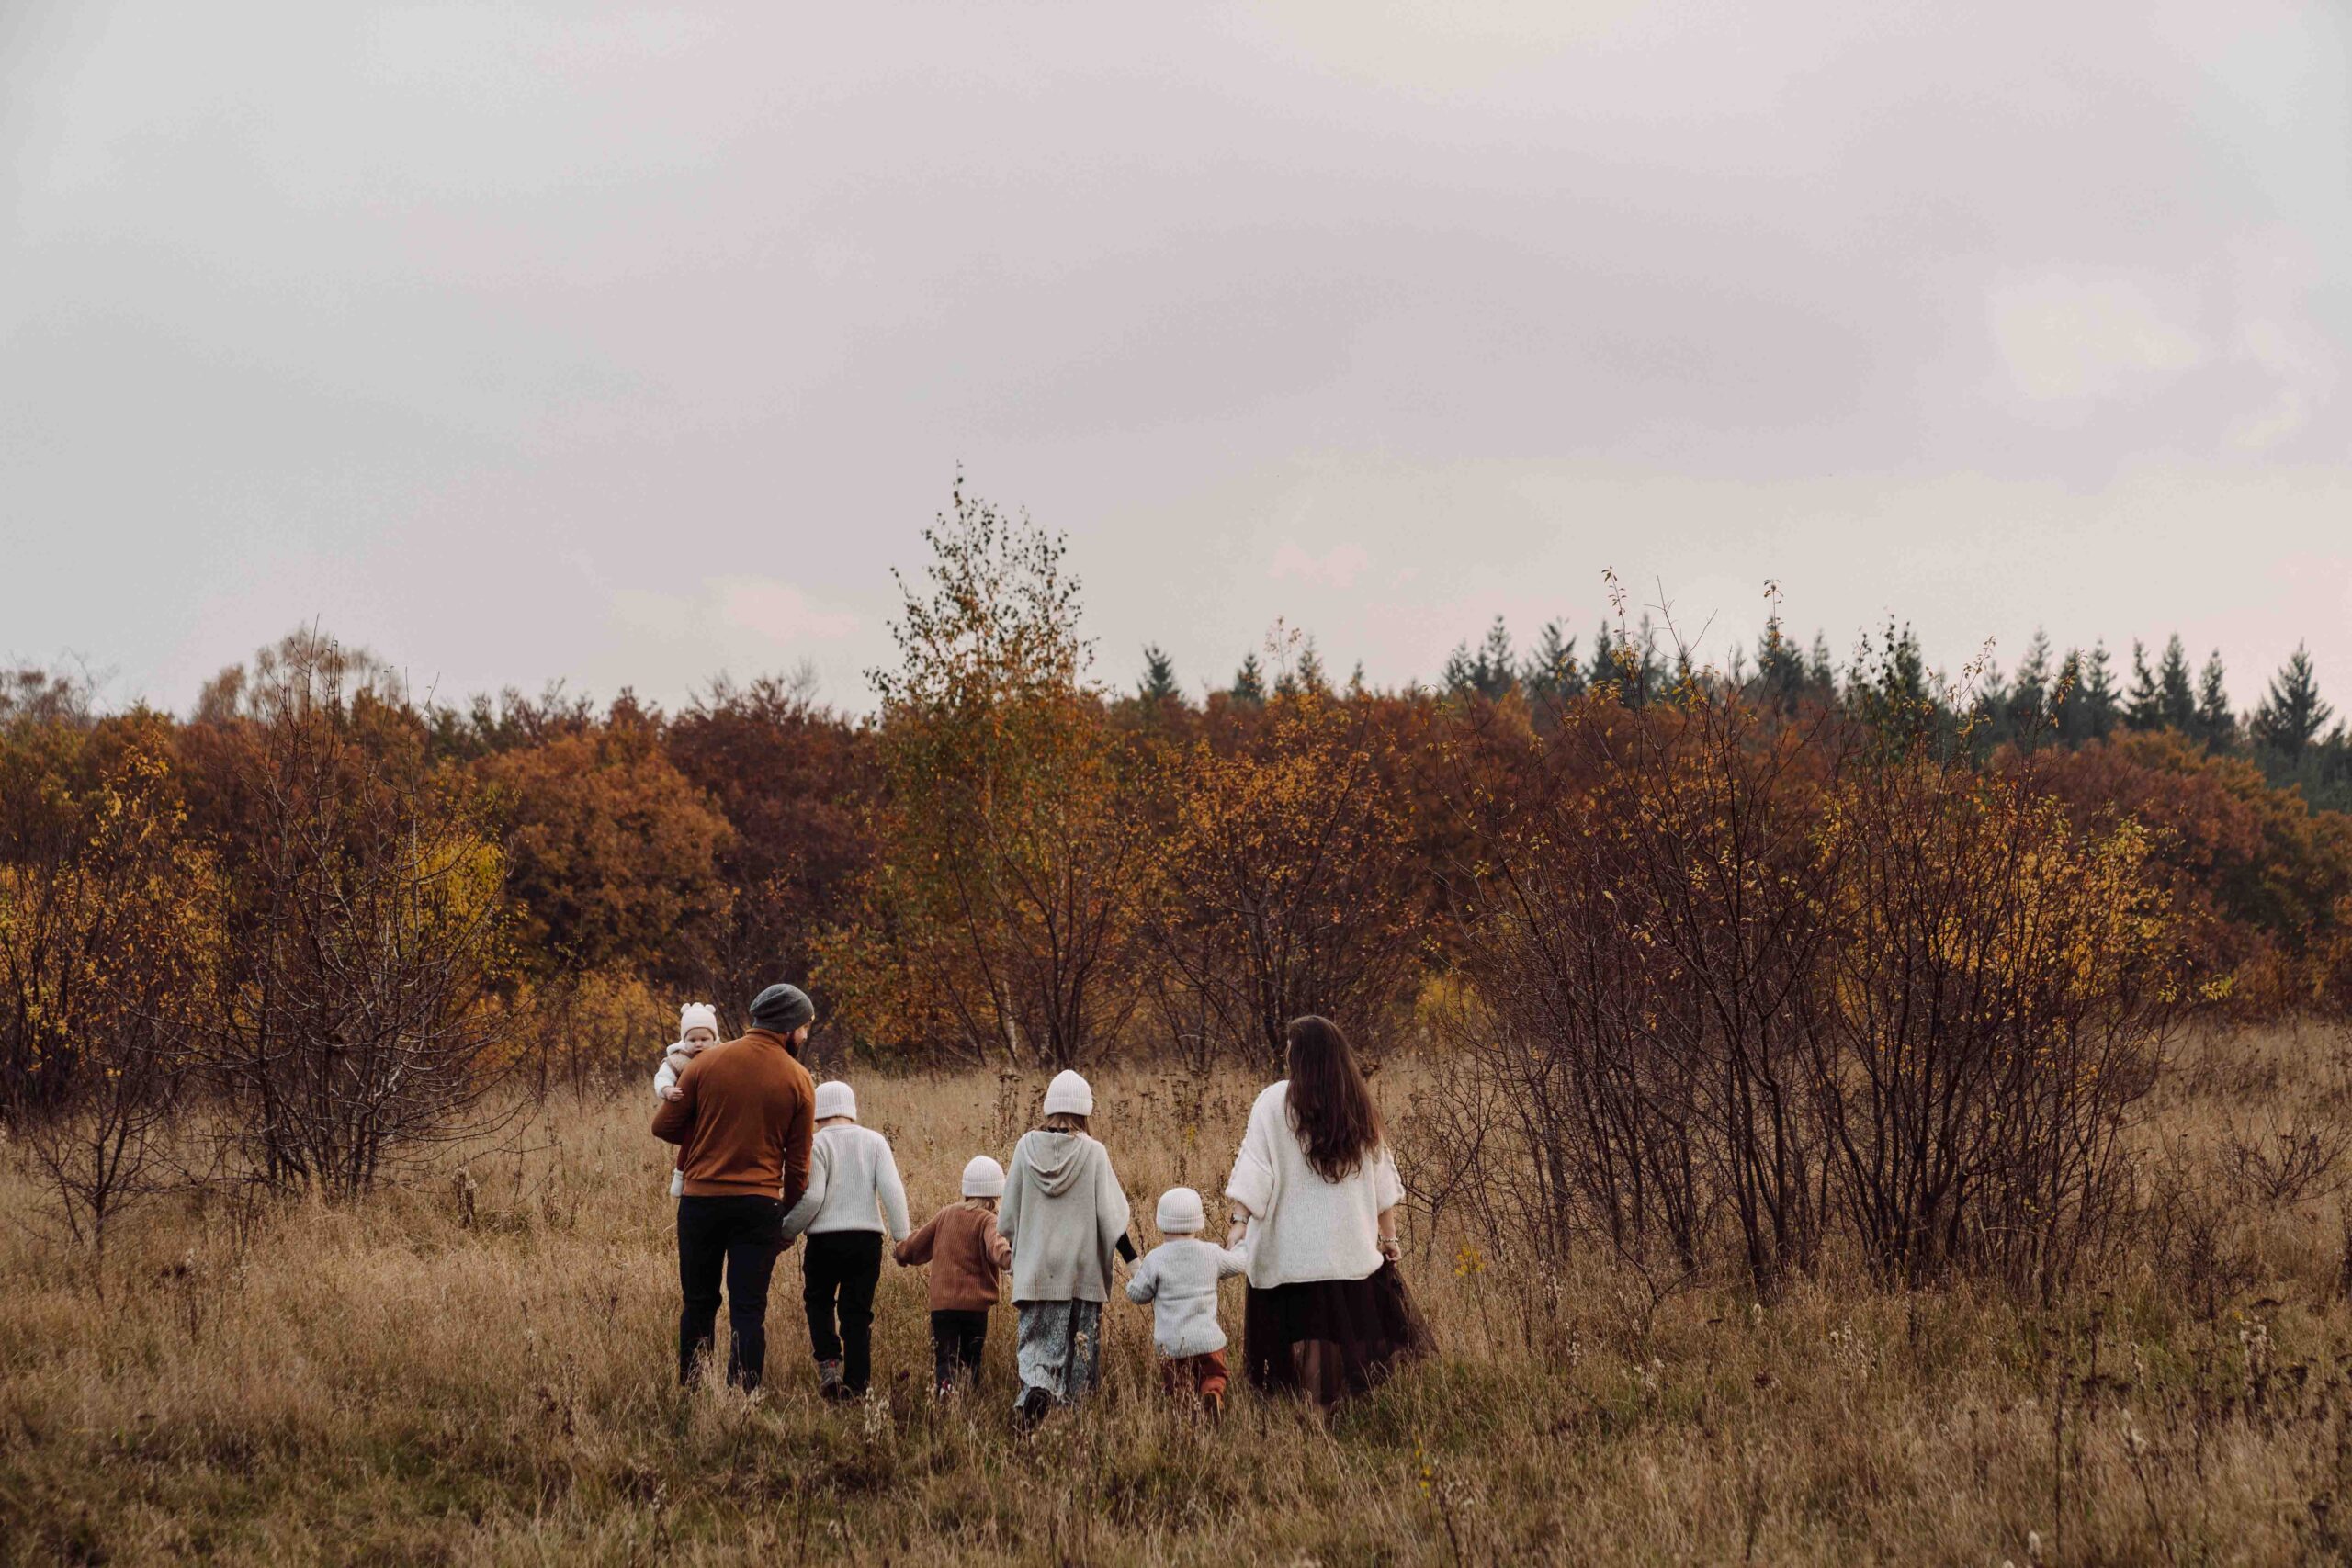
[662,1086,684,1101]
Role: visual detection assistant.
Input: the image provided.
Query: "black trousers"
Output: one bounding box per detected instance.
[802,1231,884,1392]
[677,1195,786,1391]
[931,1309,989,1392]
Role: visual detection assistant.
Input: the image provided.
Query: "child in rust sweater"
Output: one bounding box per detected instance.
[893,1156,1015,1397]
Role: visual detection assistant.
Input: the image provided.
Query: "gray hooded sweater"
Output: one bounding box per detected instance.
[998,1130,1132,1304]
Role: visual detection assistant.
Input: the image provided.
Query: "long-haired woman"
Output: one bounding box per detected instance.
[1224,1015,1430,1405]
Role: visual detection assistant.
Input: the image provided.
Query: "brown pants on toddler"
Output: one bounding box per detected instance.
[1160,1349,1229,1405]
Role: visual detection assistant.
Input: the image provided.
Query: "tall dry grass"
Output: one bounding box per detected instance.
[5,1030,2352,1565]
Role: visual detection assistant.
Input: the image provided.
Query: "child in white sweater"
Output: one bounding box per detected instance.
[652,1002,721,1197]
[781,1080,910,1399]
[1126,1186,1250,1420]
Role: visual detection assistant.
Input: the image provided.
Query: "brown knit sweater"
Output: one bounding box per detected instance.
[650,1030,815,1205]
[894,1203,1014,1312]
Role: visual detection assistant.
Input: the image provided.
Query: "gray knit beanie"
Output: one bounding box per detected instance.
[748,983,814,1033]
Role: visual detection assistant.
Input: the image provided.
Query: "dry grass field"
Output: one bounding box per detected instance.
[6,1027,2352,1566]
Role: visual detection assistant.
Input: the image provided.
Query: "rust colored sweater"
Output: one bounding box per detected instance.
[650,1030,816,1205]
[894,1203,1014,1312]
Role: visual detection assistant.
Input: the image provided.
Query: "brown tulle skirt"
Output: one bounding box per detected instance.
[1241,1261,1432,1404]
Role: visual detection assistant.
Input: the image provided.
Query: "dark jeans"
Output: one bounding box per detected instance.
[677,1195,786,1391]
[802,1230,884,1392]
[930,1309,989,1393]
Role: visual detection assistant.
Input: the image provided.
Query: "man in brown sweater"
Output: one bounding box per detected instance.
[652,982,818,1392]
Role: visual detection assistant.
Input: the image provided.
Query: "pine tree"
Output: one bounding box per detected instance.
[2194,651,2233,750]
[1230,651,1265,704]
[2157,635,2196,731]
[1474,615,1517,700]
[1805,633,1836,699]
[1973,661,2010,737]
[1138,645,1180,705]
[2124,640,2161,729]
[1855,619,1931,747]
[2009,630,2052,739]
[2252,644,2332,756]
[1296,639,1330,696]
[1883,622,1929,710]
[1755,623,1806,712]
[1440,643,1478,696]
[1627,616,1664,707]
[2052,648,2091,744]
[1523,620,1582,703]
[1589,624,1628,705]
[2080,641,2120,739]
[1347,660,1367,697]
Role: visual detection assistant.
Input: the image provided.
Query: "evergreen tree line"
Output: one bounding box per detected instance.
[1147,616,2351,811]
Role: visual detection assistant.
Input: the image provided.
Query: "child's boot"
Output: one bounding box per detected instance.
[1015,1385,1051,1432]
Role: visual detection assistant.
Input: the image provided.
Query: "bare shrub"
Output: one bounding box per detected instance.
[2220,1107,2352,1206]
[1580,646,1842,1293]
[2136,1142,2261,1321]
[1418,710,1691,1274]
[1811,754,2181,1292]
[1428,637,1839,1294]
[197,636,516,1196]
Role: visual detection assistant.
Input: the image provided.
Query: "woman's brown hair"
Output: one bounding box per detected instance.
[1284,1015,1382,1181]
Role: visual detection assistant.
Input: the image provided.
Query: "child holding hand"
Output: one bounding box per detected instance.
[894,1156,1015,1397]
[781,1080,910,1400]
[999,1071,1136,1428]
[1126,1185,1250,1420]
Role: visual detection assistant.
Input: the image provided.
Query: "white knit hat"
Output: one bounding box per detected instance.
[677,1001,719,1039]
[1155,1186,1205,1234]
[813,1080,857,1122]
[1041,1069,1093,1118]
[961,1156,1006,1198]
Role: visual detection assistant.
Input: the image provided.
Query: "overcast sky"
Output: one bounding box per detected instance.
[6,1,2349,716]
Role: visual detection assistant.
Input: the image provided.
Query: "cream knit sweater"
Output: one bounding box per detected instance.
[1223,1081,1402,1290]
[780,1123,911,1240]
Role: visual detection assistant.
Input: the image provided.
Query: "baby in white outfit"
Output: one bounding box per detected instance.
[654,1001,720,1197]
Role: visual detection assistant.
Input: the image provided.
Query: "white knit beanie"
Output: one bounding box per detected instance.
[1155,1186,1205,1234]
[677,1001,719,1039]
[1041,1069,1093,1119]
[813,1080,856,1122]
[960,1156,1006,1198]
